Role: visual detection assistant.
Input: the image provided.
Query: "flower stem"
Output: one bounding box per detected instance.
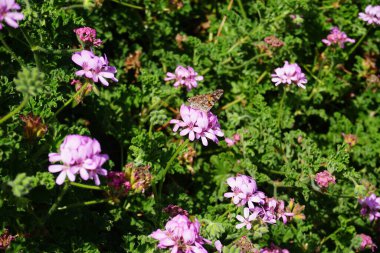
[277,87,287,129]
[236,0,247,19]
[20,28,42,71]
[0,33,24,67]
[220,96,245,110]
[47,182,69,217]
[158,139,190,199]
[215,0,234,41]
[32,46,81,54]
[70,181,103,191]
[110,0,144,10]
[0,95,29,125]
[52,82,89,119]
[347,29,369,57]
[57,199,109,211]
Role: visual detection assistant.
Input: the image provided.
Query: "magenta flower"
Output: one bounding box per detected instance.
[165,65,203,90]
[358,194,380,221]
[260,243,290,253]
[236,208,257,230]
[271,61,307,89]
[48,134,109,185]
[0,0,24,30]
[322,27,355,48]
[170,104,224,146]
[72,50,118,86]
[74,27,103,47]
[150,214,210,253]
[315,170,336,188]
[359,5,380,25]
[357,234,377,252]
[225,133,241,147]
[224,175,265,207]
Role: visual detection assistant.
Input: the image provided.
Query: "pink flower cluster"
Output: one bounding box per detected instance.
[72,50,118,86]
[260,243,290,253]
[225,133,240,147]
[74,27,102,47]
[315,170,336,188]
[48,134,108,185]
[359,5,380,25]
[271,61,307,89]
[107,171,131,194]
[224,175,294,230]
[170,104,224,146]
[150,214,211,253]
[0,0,24,30]
[357,234,377,252]
[165,65,203,90]
[322,27,355,48]
[358,194,380,221]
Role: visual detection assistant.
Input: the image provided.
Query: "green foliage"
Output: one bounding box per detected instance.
[0,0,379,252]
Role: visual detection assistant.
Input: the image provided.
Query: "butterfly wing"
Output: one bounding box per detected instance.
[187,89,224,112]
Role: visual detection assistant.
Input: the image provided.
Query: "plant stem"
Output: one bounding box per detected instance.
[0,95,29,125]
[277,87,287,129]
[32,46,80,54]
[47,182,69,217]
[236,0,247,19]
[347,30,369,57]
[215,0,234,40]
[0,33,24,67]
[158,139,190,199]
[70,181,103,191]
[20,28,41,70]
[58,199,109,211]
[52,82,89,119]
[220,96,245,110]
[256,70,267,84]
[110,0,144,10]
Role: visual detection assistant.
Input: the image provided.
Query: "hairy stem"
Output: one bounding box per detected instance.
[0,95,29,125]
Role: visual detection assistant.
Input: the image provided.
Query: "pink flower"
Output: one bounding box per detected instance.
[150,214,210,253]
[165,65,203,90]
[271,61,307,89]
[225,133,241,146]
[48,135,109,185]
[224,175,265,207]
[170,104,224,146]
[359,5,380,25]
[74,27,103,47]
[260,243,290,253]
[315,170,336,188]
[215,240,223,253]
[0,0,24,29]
[72,50,118,86]
[236,208,257,230]
[357,234,377,252]
[322,27,355,48]
[358,194,380,221]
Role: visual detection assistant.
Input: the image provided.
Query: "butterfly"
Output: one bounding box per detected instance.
[187,89,224,112]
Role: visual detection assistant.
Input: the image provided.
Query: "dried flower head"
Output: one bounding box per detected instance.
[124,163,152,193]
[19,113,48,140]
[341,133,358,147]
[234,236,256,253]
[0,229,17,250]
[124,50,142,78]
[264,35,285,47]
[286,198,306,221]
[163,204,189,217]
